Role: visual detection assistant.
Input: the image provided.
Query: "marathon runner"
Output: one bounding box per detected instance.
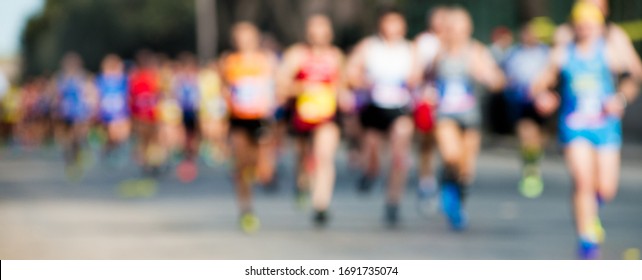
[428,7,506,230]
[532,2,639,259]
[278,14,345,226]
[346,7,420,227]
[220,22,279,233]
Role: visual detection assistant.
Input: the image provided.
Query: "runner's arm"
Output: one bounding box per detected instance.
[275,45,302,105]
[471,42,506,92]
[217,53,233,106]
[334,48,354,113]
[408,38,424,90]
[345,39,369,90]
[530,47,564,116]
[605,40,640,108]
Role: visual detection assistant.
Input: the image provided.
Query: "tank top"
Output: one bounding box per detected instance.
[97,73,128,118]
[129,68,160,122]
[57,73,89,120]
[364,36,413,109]
[503,44,549,104]
[559,38,616,129]
[415,32,441,79]
[175,73,200,112]
[293,48,340,124]
[157,97,182,125]
[198,69,226,119]
[434,45,477,114]
[223,52,275,120]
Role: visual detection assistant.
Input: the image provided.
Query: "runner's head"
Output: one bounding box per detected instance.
[178,52,198,73]
[101,54,123,75]
[520,21,539,46]
[61,52,83,73]
[571,1,605,41]
[306,14,334,47]
[581,0,608,17]
[426,6,449,35]
[232,22,261,52]
[136,49,158,70]
[377,7,407,41]
[443,7,473,45]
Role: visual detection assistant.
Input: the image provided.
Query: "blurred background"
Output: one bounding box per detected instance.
[0,0,641,260]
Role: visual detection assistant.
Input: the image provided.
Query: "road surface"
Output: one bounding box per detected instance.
[1,138,641,259]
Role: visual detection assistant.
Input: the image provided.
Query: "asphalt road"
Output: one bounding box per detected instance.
[0,138,641,260]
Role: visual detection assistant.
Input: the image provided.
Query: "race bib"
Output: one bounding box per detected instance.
[439,80,475,113]
[158,100,182,124]
[101,94,126,114]
[371,83,410,108]
[296,85,336,124]
[566,75,606,128]
[230,77,274,118]
[133,93,156,109]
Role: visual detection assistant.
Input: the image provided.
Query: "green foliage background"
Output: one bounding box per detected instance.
[21,0,641,78]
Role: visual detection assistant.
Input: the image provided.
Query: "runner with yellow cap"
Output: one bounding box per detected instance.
[533,1,640,259]
[554,0,642,80]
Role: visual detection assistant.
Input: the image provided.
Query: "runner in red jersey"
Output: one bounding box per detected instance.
[278,14,345,226]
[129,50,164,174]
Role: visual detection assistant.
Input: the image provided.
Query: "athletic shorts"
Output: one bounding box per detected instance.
[230,118,271,142]
[560,119,622,150]
[437,108,481,131]
[359,104,409,133]
[182,110,198,134]
[289,111,339,138]
[100,112,129,125]
[507,102,545,126]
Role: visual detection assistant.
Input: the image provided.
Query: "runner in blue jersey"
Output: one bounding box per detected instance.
[54,52,95,178]
[502,21,550,198]
[532,2,639,259]
[174,53,201,182]
[96,54,131,162]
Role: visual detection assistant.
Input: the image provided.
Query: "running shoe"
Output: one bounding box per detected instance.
[384,203,400,228]
[578,238,600,260]
[199,143,216,168]
[239,212,260,234]
[294,187,309,210]
[117,178,158,198]
[519,164,543,198]
[441,182,467,231]
[594,216,606,244]
[417,177,439,217]
[261,163,280,193]
[357,175,375,194]
[313,210,329,228]
[176,159,198,183]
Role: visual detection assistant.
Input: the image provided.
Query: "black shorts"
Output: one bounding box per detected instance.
[182,110,198,134]
[359,104,409,133]
[229,118,271,141]
[507,102,545,127]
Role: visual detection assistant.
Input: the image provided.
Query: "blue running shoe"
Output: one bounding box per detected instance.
[441,183,467,231]
[579,238,600,260]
